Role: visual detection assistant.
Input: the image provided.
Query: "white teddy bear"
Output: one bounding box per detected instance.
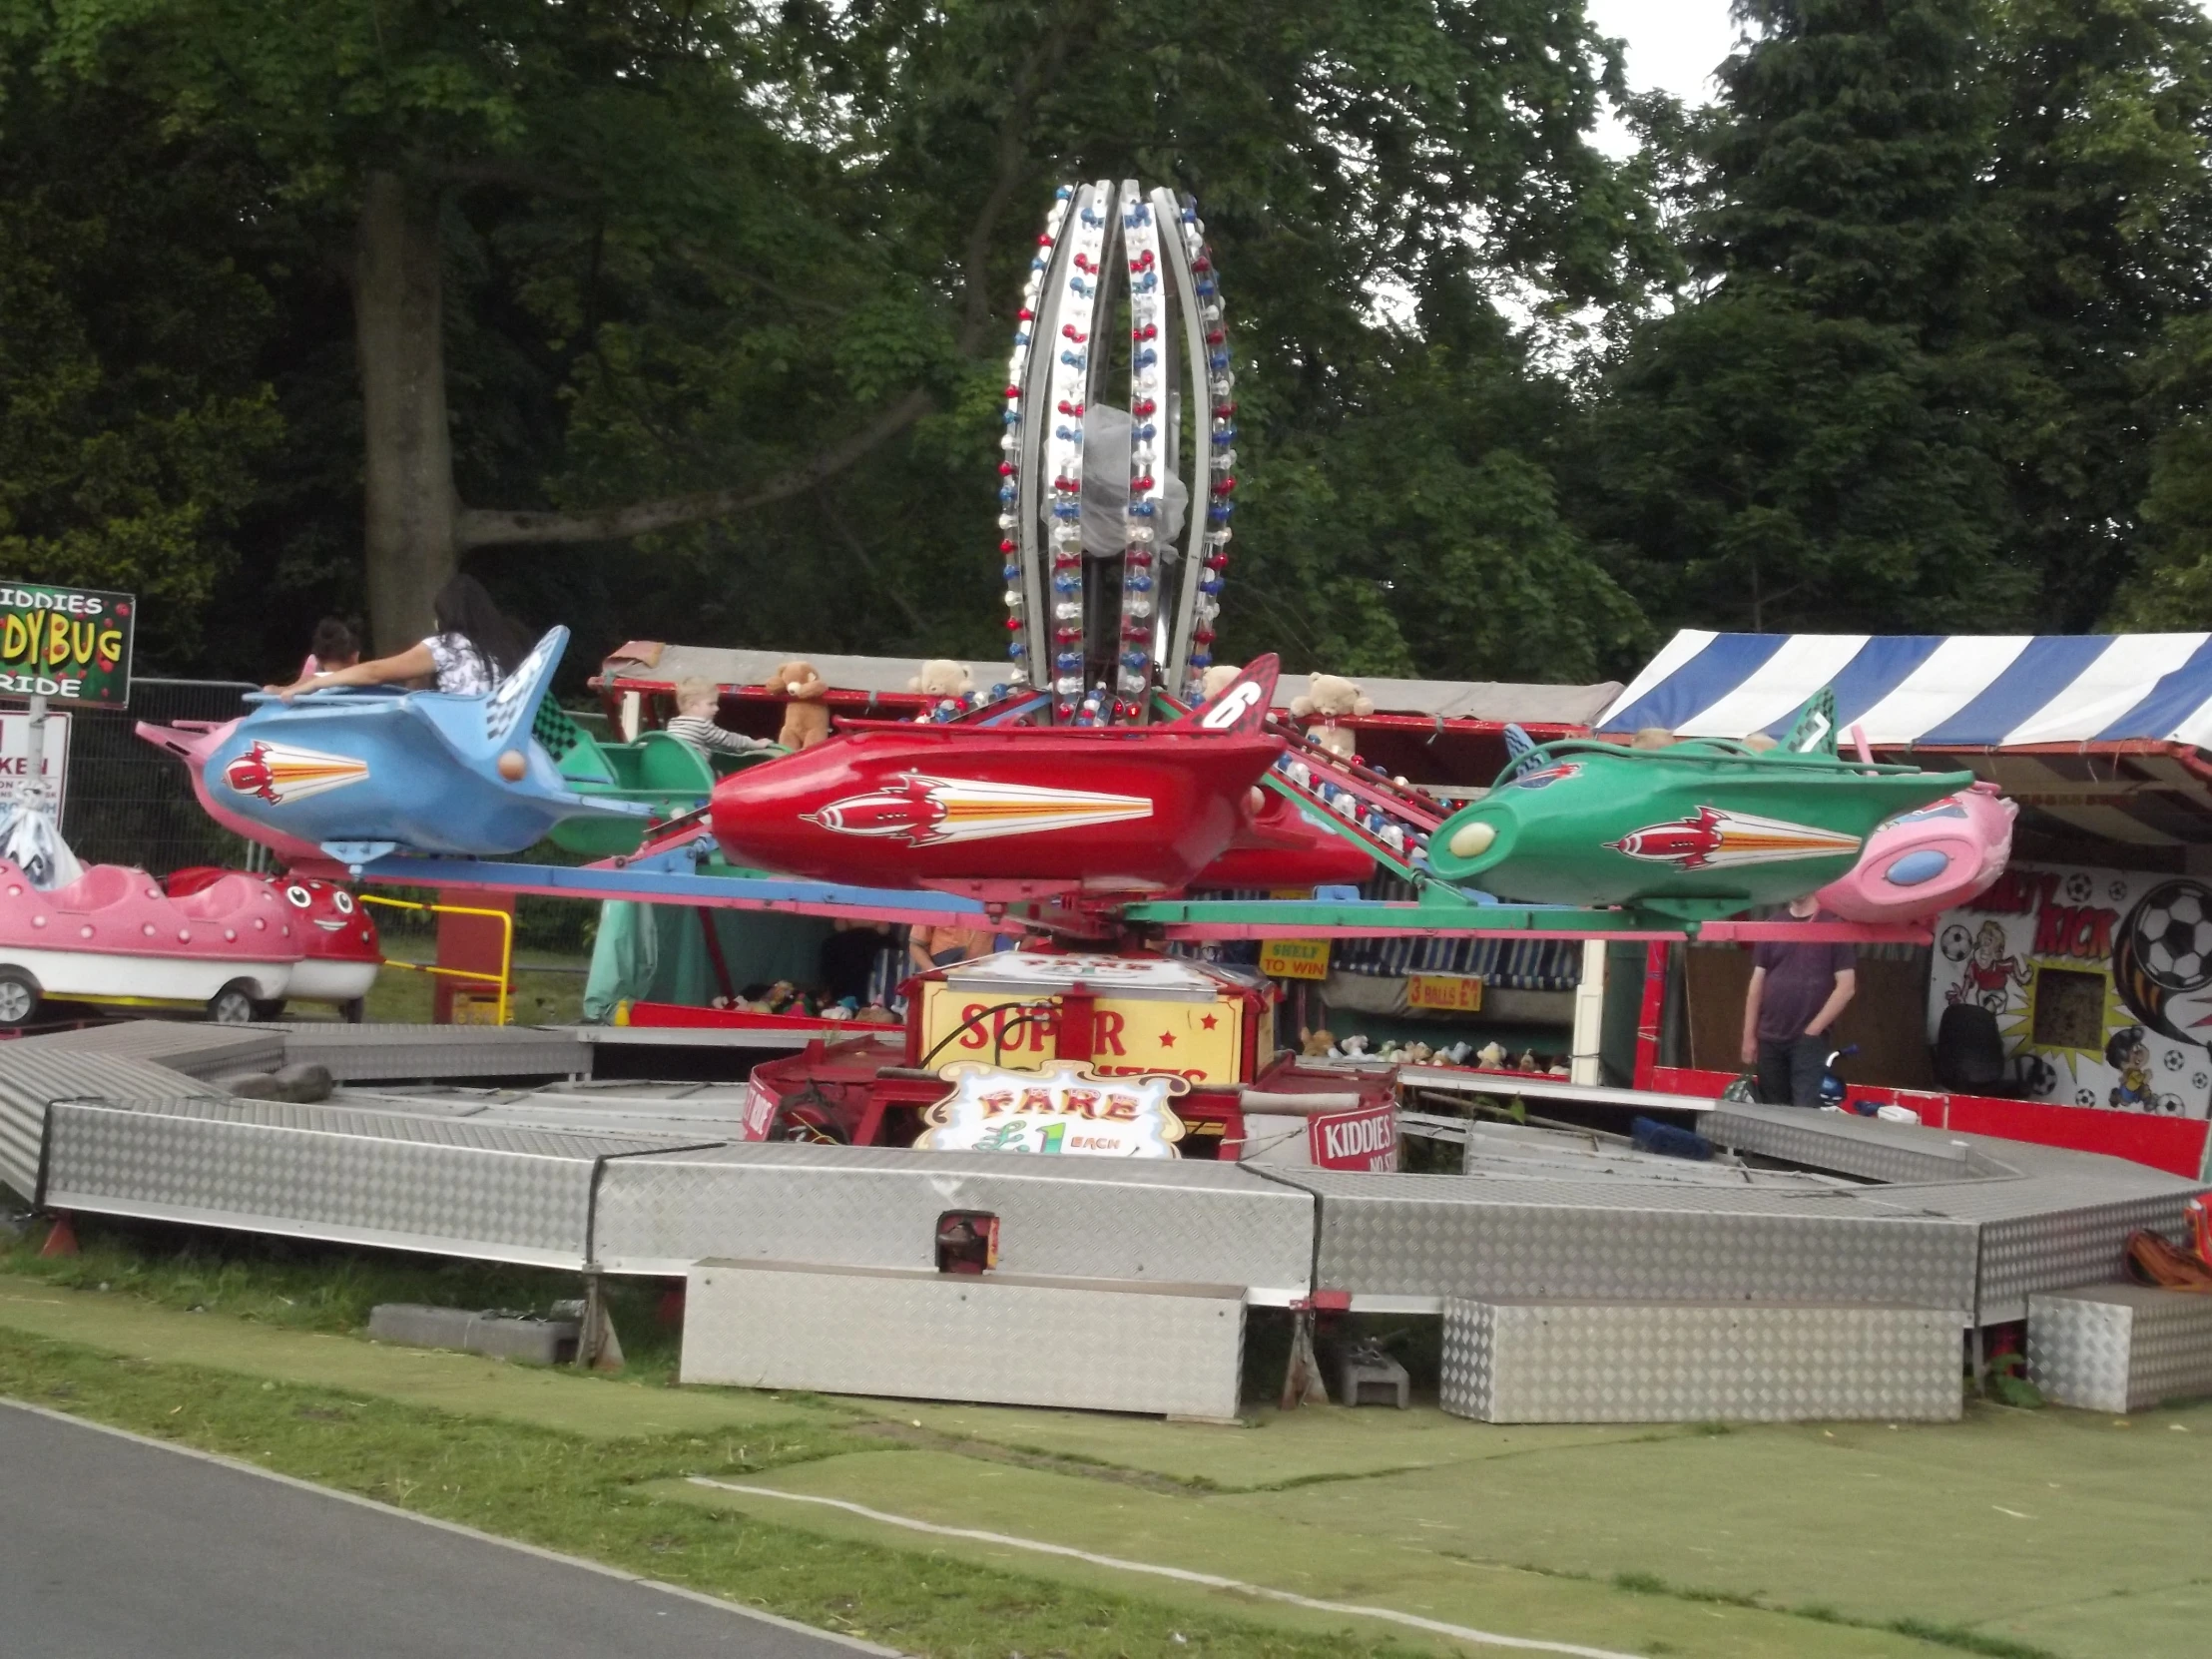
[1288,672,1376,760]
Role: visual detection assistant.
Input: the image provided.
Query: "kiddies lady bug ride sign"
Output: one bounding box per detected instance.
[0,584,134,705]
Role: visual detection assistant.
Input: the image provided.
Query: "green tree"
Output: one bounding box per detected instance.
[2008,0,2212,627]
[1588,0,2034,633]
[10,0,1671,687]
[0,61,282,663]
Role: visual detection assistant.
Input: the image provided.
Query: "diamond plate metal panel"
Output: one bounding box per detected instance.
[270,1024,586,1081]
[682,1260,1245,1417]
[1709,1103,1990,1185]
[10,1020,285,1078]
[1976,1194,2203,1323]
[0,1050,206,1201]
[595,1141,1316,1296]
[1440,1299,1961,1423]
[41,1097,689,1267]
[2028,1285,2212,1411]
[1286,1170,1976,1310]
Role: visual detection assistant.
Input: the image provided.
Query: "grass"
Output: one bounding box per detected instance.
[3,1215,683,1376]
[4,1218,2186,1659]
[1602,1571,2065,1659]
[1,1333,1442,1659]
[357,958,588,1026]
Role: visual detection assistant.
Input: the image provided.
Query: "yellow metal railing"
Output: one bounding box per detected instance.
[358,894,513,1025]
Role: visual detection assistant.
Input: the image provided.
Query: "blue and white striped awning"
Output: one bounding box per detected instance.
[1600,633,2212,750]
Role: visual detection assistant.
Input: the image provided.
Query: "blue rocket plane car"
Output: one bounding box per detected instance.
[174,628,658,865]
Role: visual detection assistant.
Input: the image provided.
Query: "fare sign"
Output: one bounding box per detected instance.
[0,583,135,706]
[915,1063,1188,1158]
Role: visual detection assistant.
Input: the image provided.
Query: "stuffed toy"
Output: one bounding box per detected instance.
[1474,1040,1506,1070]
[1300,1027,1336,1058]
[909,659,972,699]
[1336,1033,1372,1059]
[771,661,831,749]
[1289,673,1375,761]
[1200,663,1242,703]
[909,659,973,723]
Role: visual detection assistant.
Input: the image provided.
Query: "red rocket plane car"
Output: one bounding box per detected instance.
[709,658,1295,895]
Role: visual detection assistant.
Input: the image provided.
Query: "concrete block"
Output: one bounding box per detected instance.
[366,1303,578,1365]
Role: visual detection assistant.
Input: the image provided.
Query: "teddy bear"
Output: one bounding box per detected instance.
[1200,663,1242,703]
[909,658,973,723]
[1300,1027,1336,1058]
[1288,672,1375,761]
[770,661,830,750]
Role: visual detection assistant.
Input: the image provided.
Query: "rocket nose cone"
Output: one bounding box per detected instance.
[1447,820,1496,859]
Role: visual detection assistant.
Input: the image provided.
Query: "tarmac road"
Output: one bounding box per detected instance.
[0,1401,891,1659]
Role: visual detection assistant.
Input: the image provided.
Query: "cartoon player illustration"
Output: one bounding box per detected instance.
[1946,920,2032,1012]
[2107,1026,2156,1110]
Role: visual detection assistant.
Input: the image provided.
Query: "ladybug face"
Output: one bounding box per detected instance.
[281,876,378,956]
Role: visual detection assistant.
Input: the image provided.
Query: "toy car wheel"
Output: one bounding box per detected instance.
[207,982,258,1024]
[251,999,286,1021]
[339,997,366,1025]
[0,969,41,1028]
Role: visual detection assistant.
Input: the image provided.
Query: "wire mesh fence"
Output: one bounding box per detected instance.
[59,678,265,875]
[46,679,596,960]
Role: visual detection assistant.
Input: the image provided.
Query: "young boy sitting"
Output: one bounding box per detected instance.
[665,678,782,761]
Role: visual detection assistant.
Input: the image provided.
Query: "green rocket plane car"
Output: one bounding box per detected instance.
[1425,695,1972,919]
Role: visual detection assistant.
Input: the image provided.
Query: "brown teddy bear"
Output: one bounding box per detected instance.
[771,661,830,749]
[1299,1026,1336,1058]
[1288,672,1375,761]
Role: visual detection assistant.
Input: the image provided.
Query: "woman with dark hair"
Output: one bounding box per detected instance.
[273,576,530,699]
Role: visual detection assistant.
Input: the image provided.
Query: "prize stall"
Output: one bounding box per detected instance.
[1611,631,2212,1177]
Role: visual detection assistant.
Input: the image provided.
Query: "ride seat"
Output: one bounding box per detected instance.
[170,873,267,920]
[48,863,146,914]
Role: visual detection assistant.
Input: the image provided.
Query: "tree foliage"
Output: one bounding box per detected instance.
[3,0,2212,685]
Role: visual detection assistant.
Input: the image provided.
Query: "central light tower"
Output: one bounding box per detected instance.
[997,183,1237,724]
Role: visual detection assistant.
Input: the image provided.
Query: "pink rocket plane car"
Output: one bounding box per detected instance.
[0,860,304,1027]
[167,868,381,1020]
[1814,782,2016,922]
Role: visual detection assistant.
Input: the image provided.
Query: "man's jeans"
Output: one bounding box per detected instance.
[1756,1035,1827,1108]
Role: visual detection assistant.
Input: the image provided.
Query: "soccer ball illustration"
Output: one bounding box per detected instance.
[1938,923,1972,963]
[2066,871,2094,903]
[2019,1054,2057,1096]
[2115,879,2212,1045]
[2139,887,2212,985]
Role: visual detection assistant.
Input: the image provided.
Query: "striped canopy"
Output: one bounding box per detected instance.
[1600,632,2212,750]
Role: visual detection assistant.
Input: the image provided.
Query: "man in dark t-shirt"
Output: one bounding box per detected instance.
[1739,894,1857,1108]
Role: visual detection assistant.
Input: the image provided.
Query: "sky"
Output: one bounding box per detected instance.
[1587,0,1744,108]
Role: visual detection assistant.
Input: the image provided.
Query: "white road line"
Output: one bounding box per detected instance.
[0,1399,902,1657]
[688,1475,1645,1659]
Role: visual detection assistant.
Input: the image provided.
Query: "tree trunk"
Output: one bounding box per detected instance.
[354,172,458,655]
